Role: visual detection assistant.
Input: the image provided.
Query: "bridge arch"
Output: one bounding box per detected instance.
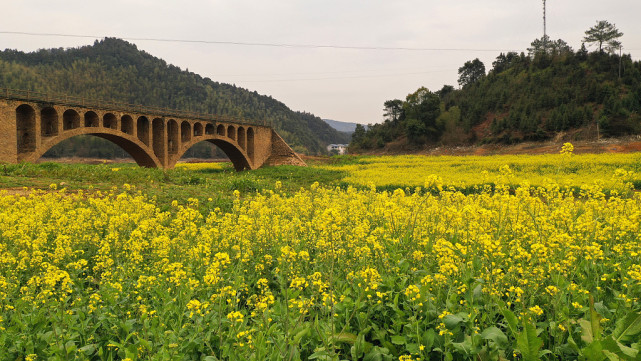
[238,126,246,150]
[174,136,252,171]
[63,109,80,130]
[103,113,118,130]
[30,129,162,168]
[85,111,99,128]
[194,122,203,136]
[41,107,58,137]
[181,121,191,143]
[246,127,254,159]
[152,118,165,162]
[137,116,150,145]
[16,104,36,153]
[167,119,179,155]
[121,115,134,135]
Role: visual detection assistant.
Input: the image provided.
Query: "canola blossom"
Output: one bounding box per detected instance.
[175,162,226,171]
[0,178,640,360]
[321,153,641,190]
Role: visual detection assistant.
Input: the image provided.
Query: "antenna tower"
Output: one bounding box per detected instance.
[543,0,547,37]
[542,0,547,49]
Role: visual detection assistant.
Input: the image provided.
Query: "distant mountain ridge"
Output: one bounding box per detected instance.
[0,38,349,155]
[322,119,367,134]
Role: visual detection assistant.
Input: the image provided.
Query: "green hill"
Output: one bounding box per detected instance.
[352,49,641,150]
[0,38,350,156]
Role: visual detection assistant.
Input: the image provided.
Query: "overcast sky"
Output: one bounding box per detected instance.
[2,1,640,124]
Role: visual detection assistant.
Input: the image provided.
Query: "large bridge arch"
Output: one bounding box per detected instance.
[172,136,252,171]
[28,129,162,168]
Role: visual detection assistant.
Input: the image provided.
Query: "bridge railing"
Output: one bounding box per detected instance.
[0,87,268,127]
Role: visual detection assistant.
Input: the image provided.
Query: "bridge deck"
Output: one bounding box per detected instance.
[0,88,268,127]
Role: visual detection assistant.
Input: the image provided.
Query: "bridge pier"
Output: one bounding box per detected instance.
[0,95,305,170]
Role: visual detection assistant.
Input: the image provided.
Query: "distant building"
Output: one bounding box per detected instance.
[327,144,348,155]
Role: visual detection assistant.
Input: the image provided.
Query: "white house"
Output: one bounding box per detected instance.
[327,144,348,155]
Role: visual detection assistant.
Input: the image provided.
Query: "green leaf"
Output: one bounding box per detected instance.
[452,340,473,356]
[613,312,641,344]
[363,346,391,361]
[590,295,603,341]
[582,341,604,361]
[331,332,357,344]
[79,344,96,355]
[501,308,519,337]
[481,326,508,348]
[391,335,406,345]
[602,336,639,360]
[580,318,595,343]
[406,343,420,354]
[422,329,436,349]
[594,302,612,319]
[443,314,464,329]
[308,349,333,360]
[516,318,544,361]
[293,327,310,345]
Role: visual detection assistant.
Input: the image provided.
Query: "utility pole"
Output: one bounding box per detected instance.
[619,45,623,79]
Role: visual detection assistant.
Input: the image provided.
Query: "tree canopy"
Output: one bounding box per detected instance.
[457,59,486,88]
[583,20,623,52]
[528,36,573,57]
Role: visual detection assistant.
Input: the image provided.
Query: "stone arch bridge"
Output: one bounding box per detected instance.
[0,89,305,171]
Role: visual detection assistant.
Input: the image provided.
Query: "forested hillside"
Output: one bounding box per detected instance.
[0,38,350,156]
[352,46,641,150]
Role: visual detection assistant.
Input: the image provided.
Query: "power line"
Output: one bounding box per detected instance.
[0,30,519,53]
[216,66,455,78]
[234,69,455,83]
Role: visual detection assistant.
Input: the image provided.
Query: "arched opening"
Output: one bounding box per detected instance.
[167,119,178,155]
[194,123,203,137]
[103,113,118,129]
[181,121,191,143]
[137,116,150,145]
[227,125,236,140]
[41,107,59,137]
[16,104,36,153]
[179,140,229,161]
[246,127,254,160]
[208,139,250,171]
[121,115,134,135]
[205,124,215,135]
[177,139,250,171]
[152,118,165,161]
[238,127,246,149]
[39,134,158,168]
[84,111,99,128]
[43,135,132,160]
[217,124,225,136]
[63,109,80,131]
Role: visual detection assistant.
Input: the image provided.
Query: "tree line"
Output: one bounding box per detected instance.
[351,20,640,150]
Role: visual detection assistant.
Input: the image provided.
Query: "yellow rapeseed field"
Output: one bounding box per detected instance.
[321,152,641,191]
[1,150,640,360]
